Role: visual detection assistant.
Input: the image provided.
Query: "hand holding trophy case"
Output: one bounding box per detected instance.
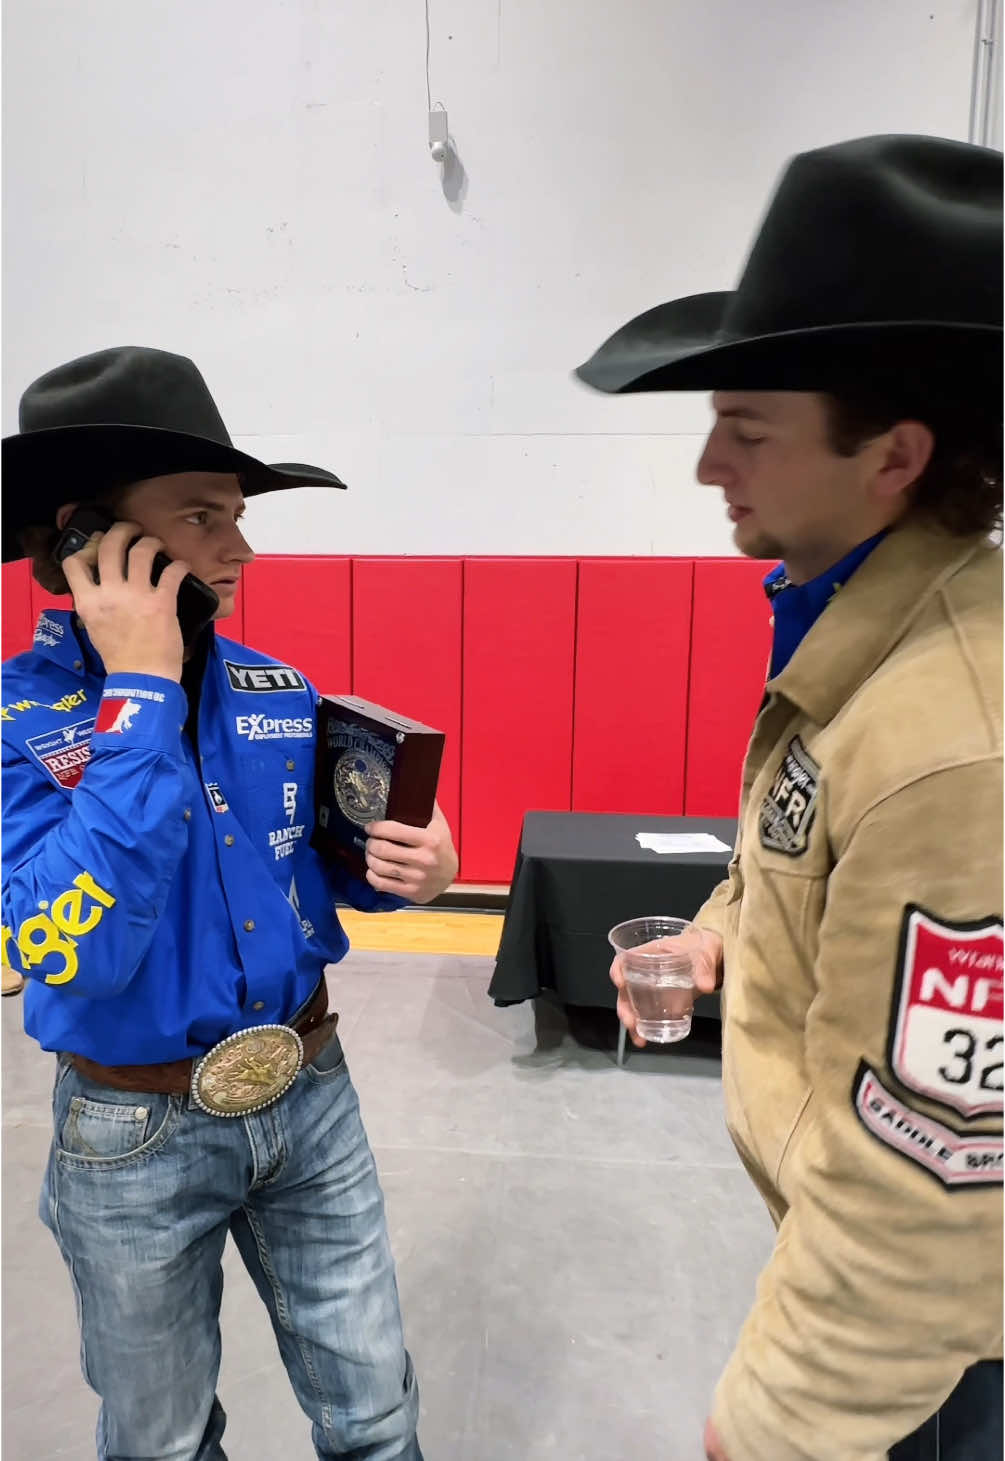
[311,696,445,880]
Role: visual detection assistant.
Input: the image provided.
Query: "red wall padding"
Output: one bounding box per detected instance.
[352,558,462,856]
[5,553,780,878]
[2,561,34,662]
[460,559,578,883]
[242,557,351,694]
[29,581,72,624]
[573,558,693,815]
[684,559,774,817]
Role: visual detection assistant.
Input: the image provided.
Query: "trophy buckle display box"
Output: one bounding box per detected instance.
[311,696,445,880]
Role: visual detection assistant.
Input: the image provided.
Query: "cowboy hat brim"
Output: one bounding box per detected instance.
[574,292,1003,400]
[1,423,346,562]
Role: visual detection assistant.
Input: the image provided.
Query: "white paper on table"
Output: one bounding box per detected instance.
[635,832,733,855]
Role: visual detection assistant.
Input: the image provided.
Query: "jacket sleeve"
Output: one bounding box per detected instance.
[1,677,192,998]
[693,875,732,937]
[693,831,743,937]
[713,760,1003,1461]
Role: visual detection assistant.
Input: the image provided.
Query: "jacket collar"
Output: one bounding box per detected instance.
[768,519,995,725]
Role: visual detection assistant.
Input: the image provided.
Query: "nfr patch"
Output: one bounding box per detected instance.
[758,736,819,856]
[888,905,1003,1121]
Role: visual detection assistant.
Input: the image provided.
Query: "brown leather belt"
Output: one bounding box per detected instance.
[69,981,338,1116]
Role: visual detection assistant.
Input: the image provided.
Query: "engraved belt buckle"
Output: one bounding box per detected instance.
[191,1024,304,1118]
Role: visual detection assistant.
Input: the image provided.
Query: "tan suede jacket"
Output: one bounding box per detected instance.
[696,522,1003,1461]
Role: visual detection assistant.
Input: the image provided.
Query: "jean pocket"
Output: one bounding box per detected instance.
[56,1077,181,1169]
[304,1030,346,1083]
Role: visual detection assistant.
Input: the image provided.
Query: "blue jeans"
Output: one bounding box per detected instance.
[889,1360,1003,1461]
[40,1030,422,1461]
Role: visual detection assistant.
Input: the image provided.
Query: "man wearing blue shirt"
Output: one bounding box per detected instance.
[1,346,457,1460]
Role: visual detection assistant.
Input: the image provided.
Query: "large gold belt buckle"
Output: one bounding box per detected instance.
[191,1024,304,1118]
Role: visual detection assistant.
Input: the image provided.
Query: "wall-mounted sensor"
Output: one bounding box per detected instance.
[429,108,449,163]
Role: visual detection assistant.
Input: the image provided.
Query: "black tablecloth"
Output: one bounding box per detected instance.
[489,812,736,1016]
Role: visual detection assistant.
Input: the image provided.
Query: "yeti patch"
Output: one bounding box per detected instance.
[759,736,819,857]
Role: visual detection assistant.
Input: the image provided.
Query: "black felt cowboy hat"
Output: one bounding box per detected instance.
[575,134,1003,408]
[1,346,347,561]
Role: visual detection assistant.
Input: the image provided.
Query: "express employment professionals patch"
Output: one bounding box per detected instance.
[886,905,1003,1121]
[758,736,820,856]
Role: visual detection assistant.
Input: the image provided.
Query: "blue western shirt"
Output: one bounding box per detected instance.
[1,610,405,1064]
[764,533,888,679]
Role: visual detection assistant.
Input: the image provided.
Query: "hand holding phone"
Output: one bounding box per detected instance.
[54,510,218,681]
[54,507,219,647]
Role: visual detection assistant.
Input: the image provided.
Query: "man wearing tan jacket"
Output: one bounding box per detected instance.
[578,135,1002,1460]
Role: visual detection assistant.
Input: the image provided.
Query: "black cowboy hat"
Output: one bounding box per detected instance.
[1,346,347,561]
[575,134,1002,408]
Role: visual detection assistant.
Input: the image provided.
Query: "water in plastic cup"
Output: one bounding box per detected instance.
[608,916,699,1043]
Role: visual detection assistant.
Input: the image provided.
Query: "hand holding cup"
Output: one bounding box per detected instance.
[609,918,724,1047]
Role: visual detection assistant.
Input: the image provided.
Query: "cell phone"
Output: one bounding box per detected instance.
[52,505,220,646]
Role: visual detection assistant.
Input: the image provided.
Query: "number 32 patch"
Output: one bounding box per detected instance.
[888,905,1003,1120]
[853,906,1003,1189]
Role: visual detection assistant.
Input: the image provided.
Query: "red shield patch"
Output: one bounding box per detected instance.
[888,905,1003,1120]
[95,698,142,735]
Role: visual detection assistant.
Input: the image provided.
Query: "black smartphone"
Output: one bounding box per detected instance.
[52,506,220,646]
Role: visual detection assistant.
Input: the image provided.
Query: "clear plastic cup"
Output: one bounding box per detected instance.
[608,916,699,1042]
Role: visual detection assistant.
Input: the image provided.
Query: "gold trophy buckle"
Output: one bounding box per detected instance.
[191,1024,304,1118]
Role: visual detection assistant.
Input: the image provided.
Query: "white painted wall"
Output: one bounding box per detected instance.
[2,0,980,556]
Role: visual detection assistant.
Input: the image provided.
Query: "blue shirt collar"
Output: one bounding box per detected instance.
[764,531,888,680]
[28,609,100,678]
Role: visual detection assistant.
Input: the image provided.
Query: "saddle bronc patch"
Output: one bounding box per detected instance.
[758,736,820,857]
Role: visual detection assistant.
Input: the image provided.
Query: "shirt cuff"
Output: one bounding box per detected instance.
[337,875,409,914]
[92,676,187,756]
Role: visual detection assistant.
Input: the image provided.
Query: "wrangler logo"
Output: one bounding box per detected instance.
[1,699,41,721]
[1,689,87,722]
[4,872,116,986]
[51,690,88,714]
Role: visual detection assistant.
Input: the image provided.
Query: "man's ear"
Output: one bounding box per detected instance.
[55,502,80,531]
[873,421,935,503]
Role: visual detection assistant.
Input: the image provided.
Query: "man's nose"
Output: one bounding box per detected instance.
[226,524,255,565]
[695,429,733,488]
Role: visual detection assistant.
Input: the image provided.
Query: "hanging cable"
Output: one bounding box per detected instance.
[969,0,1001,145]
[425,0,432,113]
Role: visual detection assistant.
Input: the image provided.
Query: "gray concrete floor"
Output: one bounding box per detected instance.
[2,953,774,1460]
